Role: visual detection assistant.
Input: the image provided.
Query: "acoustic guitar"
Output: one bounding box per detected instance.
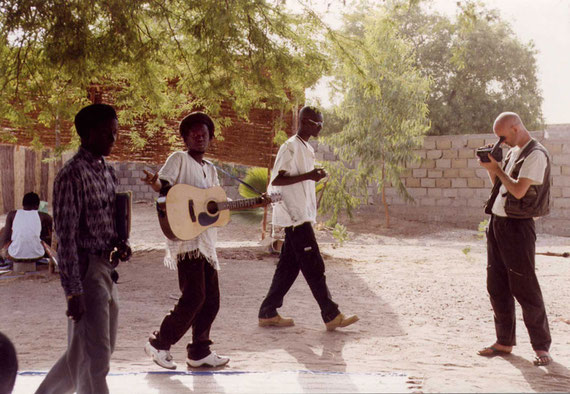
[156,184,281,241]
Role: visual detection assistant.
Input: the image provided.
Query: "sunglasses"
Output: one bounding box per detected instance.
[306,119,324,127]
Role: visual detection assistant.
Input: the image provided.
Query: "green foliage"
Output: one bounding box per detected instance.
[0,0,329,149]
[461,245,474,262]
[271,116,288,144]
[477,218,489,240]
[0,130,17,144]
[389,0,544,135]
[238,167,269,198]
[230,208,264,225]
[319,107,347,137]
[233,166,269,225]
[273,130,289,147]
[315,178,326,194]
[332,223,350,247]
[320,5,430,222]
[318,161,362,226]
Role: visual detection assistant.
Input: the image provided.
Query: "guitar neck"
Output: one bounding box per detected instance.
[218,197,263,211]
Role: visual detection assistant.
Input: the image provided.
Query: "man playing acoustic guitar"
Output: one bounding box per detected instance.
[258,106,359,331]
[141,112,231,369]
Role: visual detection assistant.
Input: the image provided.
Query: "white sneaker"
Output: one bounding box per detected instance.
[186,351,230,368]
[145,341,177,370]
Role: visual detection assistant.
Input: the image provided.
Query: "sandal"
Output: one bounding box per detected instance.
[533,354,552,366]
[477,345,511,357]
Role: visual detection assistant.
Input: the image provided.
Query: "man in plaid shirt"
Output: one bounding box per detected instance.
[36,104,128,394]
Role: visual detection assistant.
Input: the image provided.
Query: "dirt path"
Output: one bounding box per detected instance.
[1,203,569,392]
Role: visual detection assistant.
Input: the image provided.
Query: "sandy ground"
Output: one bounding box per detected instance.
[1,202,570,393]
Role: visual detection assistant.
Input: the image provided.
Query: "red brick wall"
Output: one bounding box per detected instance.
[2,98,297,167]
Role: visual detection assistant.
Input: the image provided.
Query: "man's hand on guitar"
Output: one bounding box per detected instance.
[260,193,273,206]
[157,184,283,240]
[251,193,273,208]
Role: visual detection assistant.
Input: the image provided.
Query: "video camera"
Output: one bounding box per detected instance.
[476,136,505,163]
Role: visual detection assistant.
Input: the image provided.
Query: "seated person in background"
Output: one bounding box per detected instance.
[0,192,53,264]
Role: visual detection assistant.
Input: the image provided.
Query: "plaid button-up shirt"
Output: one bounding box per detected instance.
[53,147,118,296]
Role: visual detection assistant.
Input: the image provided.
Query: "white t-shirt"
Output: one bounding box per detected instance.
[269,135,317,227]
[492,140,547,217]
[158,151,220,270]
[8,210,45,259]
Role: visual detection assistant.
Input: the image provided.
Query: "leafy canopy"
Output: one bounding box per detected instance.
[390,0,544,135]
[318,4,430,225]
[0,0,329,149]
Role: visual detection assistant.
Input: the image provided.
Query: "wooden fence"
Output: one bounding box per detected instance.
[0,145,73,212]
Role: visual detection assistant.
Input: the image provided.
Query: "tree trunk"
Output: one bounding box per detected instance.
[261,167,271,240]
[381,164,390,227]
[54,110,60,149]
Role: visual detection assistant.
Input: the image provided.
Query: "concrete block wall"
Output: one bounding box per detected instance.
[379,125,570,236]
[113,161,247,203]
[111,124,570,236]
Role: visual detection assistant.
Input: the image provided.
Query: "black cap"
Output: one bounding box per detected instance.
[179,112,215,139]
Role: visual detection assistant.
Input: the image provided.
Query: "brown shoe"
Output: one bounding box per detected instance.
[325,313,359,331]
[259,314,295,327]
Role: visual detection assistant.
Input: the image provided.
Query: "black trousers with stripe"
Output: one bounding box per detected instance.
[151,253,219,360]
[258,221,340,323]
[486,215,551,351]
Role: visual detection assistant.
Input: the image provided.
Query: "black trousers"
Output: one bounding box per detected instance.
[151,253,220,360]
[486,215,551,351]
[259,221,340,323]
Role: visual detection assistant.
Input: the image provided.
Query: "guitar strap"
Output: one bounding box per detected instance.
[206,161,265,196]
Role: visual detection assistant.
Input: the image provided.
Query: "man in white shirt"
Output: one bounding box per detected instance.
[258,106,358,331]
[477,112,552,366]
[142,112,230,370]
[0,192,52,265]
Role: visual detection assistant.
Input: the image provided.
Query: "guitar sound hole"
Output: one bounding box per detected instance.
[207,201,218,215]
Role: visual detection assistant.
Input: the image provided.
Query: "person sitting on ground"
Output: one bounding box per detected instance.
[0,192,53,265]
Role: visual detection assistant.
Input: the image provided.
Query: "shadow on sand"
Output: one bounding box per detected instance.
[503,354,570,392]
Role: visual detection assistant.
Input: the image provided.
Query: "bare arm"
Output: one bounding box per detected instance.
[479,154,533,199]
[271,168,327,186]
[39,212,53,246]
[141,169,161,192]
[494,172,534,200]
[0,211,15,248]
